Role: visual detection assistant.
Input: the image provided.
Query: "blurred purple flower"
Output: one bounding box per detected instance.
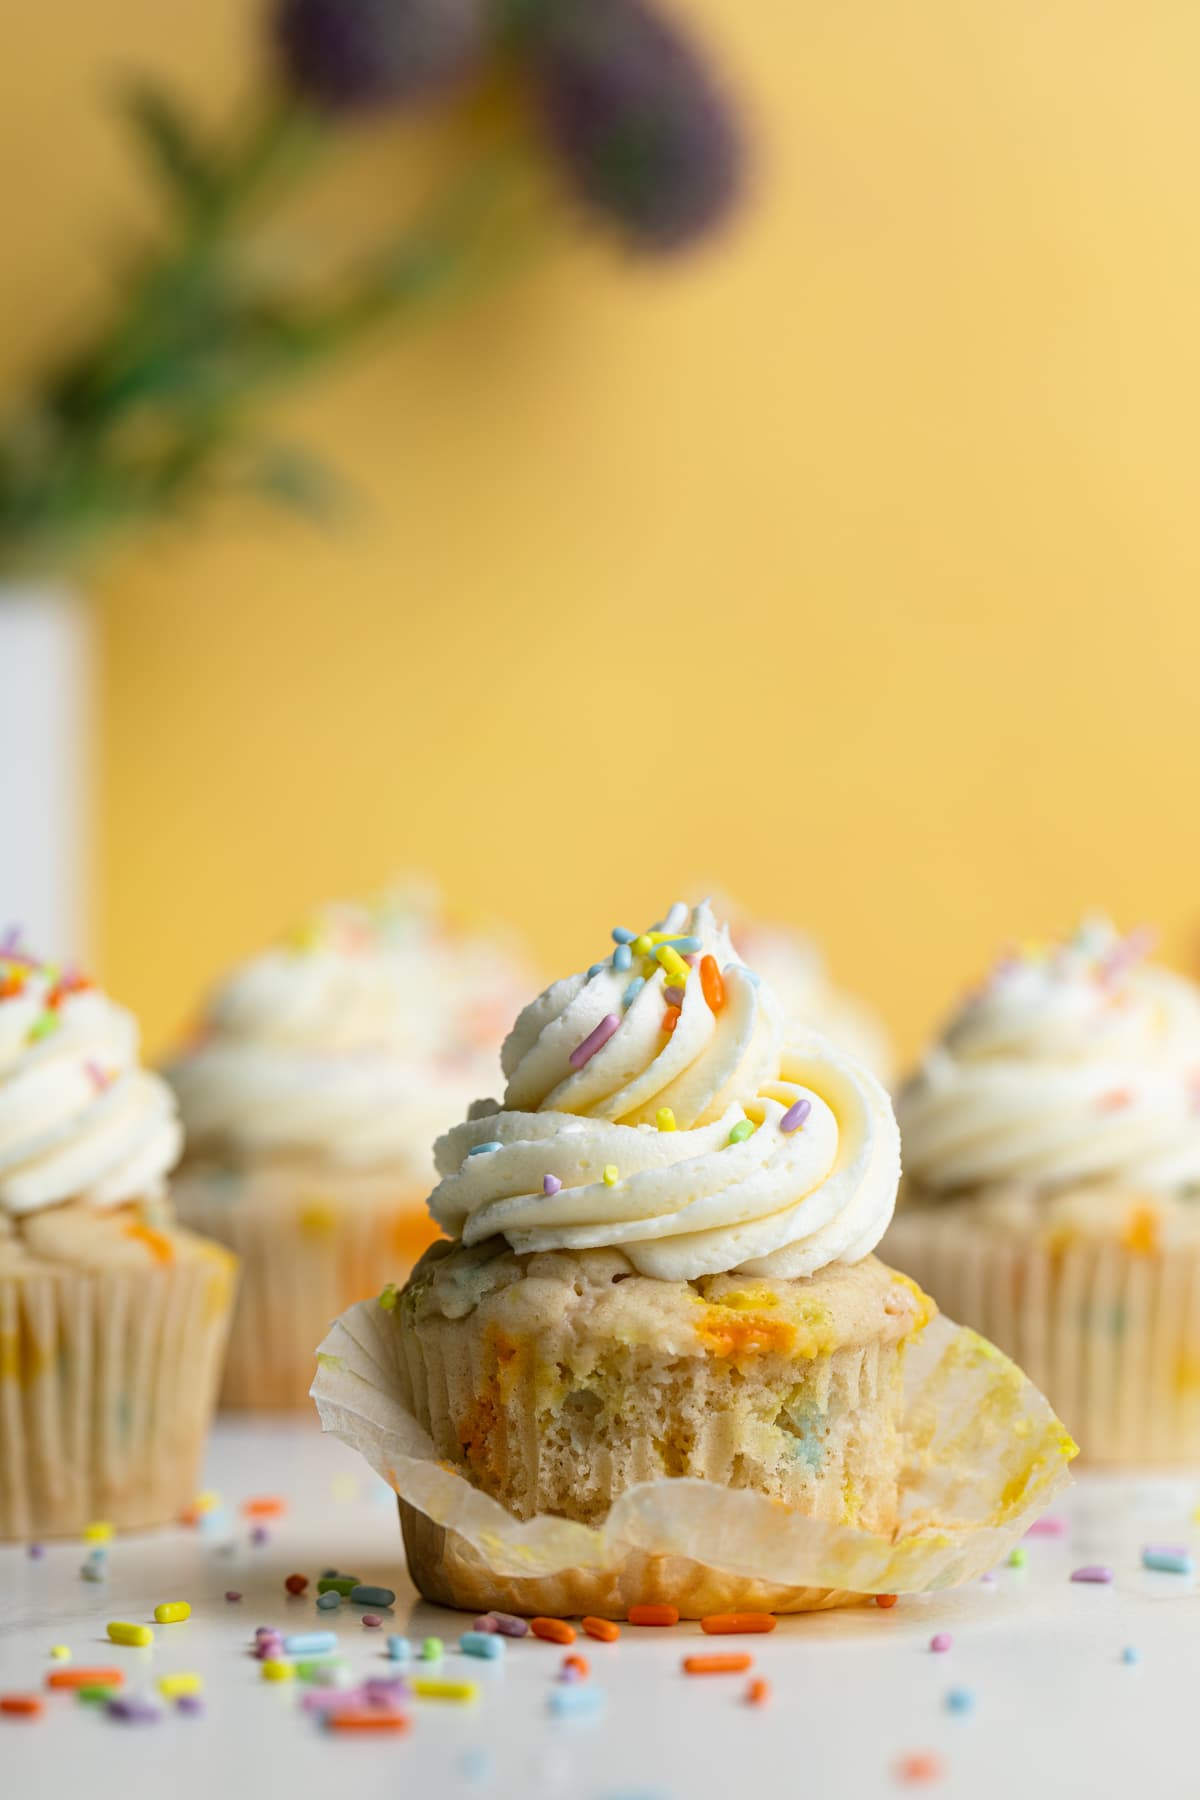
[529,0,743,252]
[276,0,488,112]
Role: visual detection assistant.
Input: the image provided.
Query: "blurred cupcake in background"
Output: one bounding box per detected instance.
[0,935,236,1538]
[887,917,1200,1463]
[705,891,893,1082]
[168,882,535,1408]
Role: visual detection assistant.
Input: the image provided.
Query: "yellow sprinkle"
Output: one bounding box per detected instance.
[656,1108,677,1132]
[631,935,653,956]
[158,1672,203,1699]
[153,1601,191,1624]
[192,1490,220,1515]
[413,1678,479,1702]
[49,1646,70,1662]
[84,1521,113,1544]
[603,1165,619,1186]
[656,945,688,980]
[107,1622,153,1647]
[261,1659,294,1682]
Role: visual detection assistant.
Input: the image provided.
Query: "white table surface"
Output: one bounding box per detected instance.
[1,1417,1197,1799]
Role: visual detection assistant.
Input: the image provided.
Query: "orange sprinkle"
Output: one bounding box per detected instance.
[46,1668,125,1691]
[746,1677,771,1706]
[699,1613,776,1635]
[562,1654,590,1678]
[699,955,725,1013]
[627,1603,679,1628]
[683,1653,753,1675]
[123,1223,174,1264]
[242,1496,287,1519]
[0,974,26,1000]
[1,1694,44,1717]
[327,1711,410,1733]
[875,1593,899,1609]
[581,1617,620,1642]
[896,1752,943,1784]
[531,1617,576,1645]
[662,1005,681,1036]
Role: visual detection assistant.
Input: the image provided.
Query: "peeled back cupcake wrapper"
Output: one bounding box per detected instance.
[313,1299,1077,1599]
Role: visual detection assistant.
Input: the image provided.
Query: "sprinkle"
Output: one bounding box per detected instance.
[461,1632,504,1660]
[631,935,653,957]
[153,1601,190,1624]
[569,1014,621,1070]
[1122,1646,1141,1664]
[387,1637,412,1663]
[0,1695,44,1718]
[157,1673,203,1699]
[562,1654,589,1679]
[261,1660,294,1682]
[83,1521,113,1543]
[896,1752,943,1785]
[875,1594,899,1609]
[316,1592,341,1611]
[468,1140,503,1156]
[746,1677,771,1706]
[413,1679,478,1702]
[242,1495,286,1518]
[662,1005,681,1035]
[250,1526,270,1546]
[622,977,645,1007]
[80,1559,106,1582]
[76,1685,119,1705]
[26,1543,44,1560]
[700,955,725,1012]
[1008,1547,1027,1567]
[628,1604,678,1627]
[930,1633,953,1653]
[655,945,689,982]
[378,1283,399,1312]
[362,1614,382,1628]
[107,1697,161,1724]
[543,1173,562,1195]
[549,1684,605,1718]
[700,1613,776,1635]
[657,935,702,954]
[349,1584,396,1607]
[107,1622,153,1648]
[780,1098,812,1133]
[297,1658,351,1683]
[49,1647,70,1662]
[656,1108,676,1132]
[316,1576,359,1596]
[472,1615,499,1633]
[225,1591,243,1604]
[612,928,637,944]
[587,963,606,978]
[1142,1548,1194,1574]
[531,1617,576,1645]
[46,1668,125,1691]
[582,1617,620,1642]
[284,1573,308,1596]
[683,1653,752,1675]
[421,1637,444,1661]
[28,1012,60,1043]
[1026,1515,1068,1537]
[612,944,633,972]
[282,1631,338,1655]
[327,1712,410,1733]
[1070,1565,1114,1584]
[176,1695,205,1716]
[663,986,686,1006]
[603,1164,619,1186]
[945,1687,975,1715]
[728,1119,754,1145]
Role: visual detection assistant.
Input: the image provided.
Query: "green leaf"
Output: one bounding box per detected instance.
[118,80,213,213]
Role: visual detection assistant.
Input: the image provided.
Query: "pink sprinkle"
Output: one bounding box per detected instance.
[569,1014,621,1070]
[473,1616,499,1633]
[362,1613,382,1628]
[663,986,685,1006]
[780,1098,812,1133]
[1071,1565,1114,1584]
[980,1572,997,1585]
[84,1060,110,1093]
[682,953,699,967]
[543,1174,562,1196]
[225,1591,243,1603]
[1026,1515,1068,1538]
[930,1633,952,1653]
[488,1612,530,1638]
[301,1687,367,1714]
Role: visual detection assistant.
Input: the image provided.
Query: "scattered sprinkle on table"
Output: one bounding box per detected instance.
[532,1618,576,1645]
[316,1592,341,1611]
[48,1646,70,1662]
[1142,1547,1195,1574]
[1122,1646,1141,1665]
[461,1632,504,1660]
[1027,1515,1068,1537]
[157,1673,203,1699]
[582,1618,620,1642]
[224,1591,242,1604]
[47,1668,124,1691]
[242,1496,287,1518]
[361,1614,382,1628]
[746,1677,771,1706]
[283,1631,337,1656]
[489,1613,530,1638]
[284,1573,308,1595]
[683,1653,753,1675]
[945,1688,975,1715]
[1008,1547,1028,1567]
[153,1601,190,1624]
[83,1521,113,1544]
[326,1711,410,1733]
[387,1637,411,1662]
[628,1604,679,1627]
[549,1684,605,1718]
[896,1752,944,1784]
[348,1584,395,1607]
[107,1622,153,1648]
[930,1633,952,1653]
[421,1636,444,1660]
[1070,1566,1114,1584]
[0,1694,44,1718]
[413,1679,478,1702]
[875,1594,899,1609]
[700,1613,777,1635]
[107,1697,160,1725]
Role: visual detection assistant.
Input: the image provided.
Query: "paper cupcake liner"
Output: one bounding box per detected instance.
[174,1161,440,1408]
[886,1209,1200,1465]
[312,1295,1076,1617]
[0,1248,236,1540]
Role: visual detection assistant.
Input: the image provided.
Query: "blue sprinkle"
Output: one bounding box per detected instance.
[549,1684,606,1718]
[348,1584,396,1607]
[460,1631,504,1659]
[387,1636,412,1663]
[467,1141,503,1157]
[316,1591,341,1611]
[622,977,645,1008]
[945,1688,975,1715]
[1142,1549,1194,1575]
[282,1630,338,1655]
[657,935,701,954]
[612,944,633,972]
[611,927,636,945]
[587,962,606,978]
[1122,1646,1141,1664]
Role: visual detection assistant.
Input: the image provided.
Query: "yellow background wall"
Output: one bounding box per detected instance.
[4,1,1200,1064]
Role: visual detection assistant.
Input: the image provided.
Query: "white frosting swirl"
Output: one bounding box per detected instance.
[0,949,181,1216]
[168,886,534,1173]
[428,901,900,1280]
[898,918,1200,1196]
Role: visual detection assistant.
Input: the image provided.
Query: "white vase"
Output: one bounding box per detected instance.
[0,586,92,960]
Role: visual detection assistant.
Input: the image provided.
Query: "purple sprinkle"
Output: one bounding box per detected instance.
[559,1664,583,1683]
[225,1591,243,1603]
[1026,1515,1068,1538]
[568,1013,621,1070]
[543,1174,562,1196]
[980,1571,997,1585]
[176,1695,205,1716]
[930,1632,953,1653]
[1071,1565,1114,1584]
[663,986,686,1006]
[488,1611,530,1638]
[780,1097,812,1134]
[0,927,22,956]
[362,1613,382,1628]
[107,1697,161,1724]
[27,1542,45,1560]
[250,1526,269,1546]
[255,1625,280,1642]
[473,1615,500,1633]
[302,1686,367,1714]
[364,1676,409,1699]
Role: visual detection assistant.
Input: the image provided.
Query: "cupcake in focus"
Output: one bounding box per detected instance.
[168,884,534,1408]
[888,918,1200,1462]
[0,936,236,1538]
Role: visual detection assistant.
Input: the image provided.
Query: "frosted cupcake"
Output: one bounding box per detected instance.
[351,900,932,1615]
[0,938,236,1538]
[169,885,533,1408]
[888,918,1200,1463]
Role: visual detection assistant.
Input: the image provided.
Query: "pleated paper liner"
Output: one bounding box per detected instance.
[887,1206,1200,1464]
[0,1236,236,1539]
[312,1297,1076,1618]
[174,1159,440,1408]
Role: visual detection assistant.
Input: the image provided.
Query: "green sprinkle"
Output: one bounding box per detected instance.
[77,1686,118,1704]
[422,1636,443,1661]
[1008,1546,1027,1568]
[29,1011,61,1043]
[316,1576,360,1596]
[728,1120,755,1146]
[379,1284,399,1312]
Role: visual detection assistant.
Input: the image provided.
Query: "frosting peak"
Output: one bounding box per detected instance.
[429,901,900,1280]
[0,940,182,1216]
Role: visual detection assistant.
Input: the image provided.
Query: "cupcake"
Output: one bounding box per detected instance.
[707,891,893,1082]
[327,899,937,1616]
[0,938,236,1539]
[169,884,534,1408]
[888,918,1200,1463]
